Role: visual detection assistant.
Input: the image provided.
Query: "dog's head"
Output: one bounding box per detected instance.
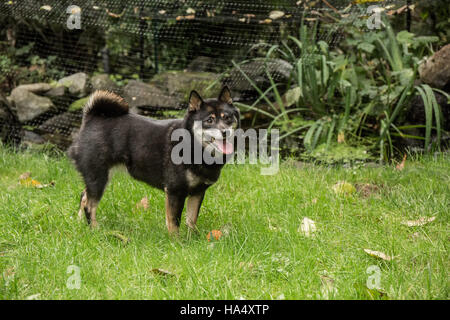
[186,86,240,156]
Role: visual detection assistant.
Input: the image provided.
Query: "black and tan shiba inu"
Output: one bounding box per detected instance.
[68,86,239,234]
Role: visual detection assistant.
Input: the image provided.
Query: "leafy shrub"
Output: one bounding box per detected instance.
[234,17,449,162]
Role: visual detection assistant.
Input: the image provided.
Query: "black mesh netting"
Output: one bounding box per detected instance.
[0,0,406,149]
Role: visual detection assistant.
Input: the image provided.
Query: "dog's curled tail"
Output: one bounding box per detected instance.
[83,90,129,118]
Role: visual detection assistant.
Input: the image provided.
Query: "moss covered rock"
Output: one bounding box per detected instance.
[150,71,221,102]
[68,97,89,112]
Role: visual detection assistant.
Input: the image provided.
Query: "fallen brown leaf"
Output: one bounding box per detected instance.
[355,183,380,198]
[332,181,356,195]
[136,196,150,210]
[207,230,222,242]
[18,172,31,180]
[298,217,317,237]
[106,231,129,244]
[151,268,176,277]
[364,249,394,261]
[401,216,436,227]
[239,262,254,270]
[396,154,407,171]
[4,266,15,277]
[25,293,41,300]
[18,173,54,189]
[220,223,233,236]
[320,274,336,297]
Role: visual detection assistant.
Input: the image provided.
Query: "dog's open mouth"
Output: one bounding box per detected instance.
[209,137,234,155]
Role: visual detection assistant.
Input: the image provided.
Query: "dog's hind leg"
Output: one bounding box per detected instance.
[81,168,109,228]
[78,189,87,220]
[84,197,100,228]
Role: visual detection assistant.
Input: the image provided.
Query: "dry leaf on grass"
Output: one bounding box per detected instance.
[365,287,389,299]
[320,273,337,297]
[239,262,254,270]
[18,173,54,189]
[151,268,176,278]
[401,216,436,227]
[3,266,15,277]
[364,249,394,261]
[19,172,31,180]
[106,231,129,244]
[220,223,233,236]
[276,293,285,300]
[409,232,420,239]
[396,154,407,171]
[332,181,356,195]
[298,217,317,237]
[25,293,41,300]
[206,230,222,242]
[355,183,380,198]
[268,219,281,232]
[136,196,150,210]
[34,180,55,189]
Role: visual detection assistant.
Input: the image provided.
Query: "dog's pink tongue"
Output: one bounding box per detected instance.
[217,140,234,155]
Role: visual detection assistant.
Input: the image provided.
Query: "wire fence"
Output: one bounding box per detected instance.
[0,0,407,149]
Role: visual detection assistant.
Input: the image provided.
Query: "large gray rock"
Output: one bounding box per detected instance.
[150,71,221,101]
[14,83,52,94]
[419,44,450,89]
[90,74,119,92]
[37,111,83,149]
[22,130,45,145]
[122,80,178,110]
[58,72,89,97]
[187,56,215,72]
[44,86,66,97]
[9,88,55,122]
[223,58,293,99]
[38,111,82,135]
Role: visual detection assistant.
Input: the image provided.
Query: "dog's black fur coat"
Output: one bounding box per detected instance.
[68,88,239,232]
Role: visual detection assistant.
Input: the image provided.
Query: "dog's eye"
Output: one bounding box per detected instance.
[222,114,230,121]
[205,116,214,124]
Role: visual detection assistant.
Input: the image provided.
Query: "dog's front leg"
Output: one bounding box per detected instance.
[164,188,186,235]
[186,191,205,231]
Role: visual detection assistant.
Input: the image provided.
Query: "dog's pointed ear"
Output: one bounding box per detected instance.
[188,90,203,112]
[218,86,233,105]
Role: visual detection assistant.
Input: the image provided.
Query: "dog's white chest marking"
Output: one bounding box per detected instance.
[186,170,202,188]
[186,170,214,188]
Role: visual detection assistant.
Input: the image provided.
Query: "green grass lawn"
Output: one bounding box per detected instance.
[0,146,448,300]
